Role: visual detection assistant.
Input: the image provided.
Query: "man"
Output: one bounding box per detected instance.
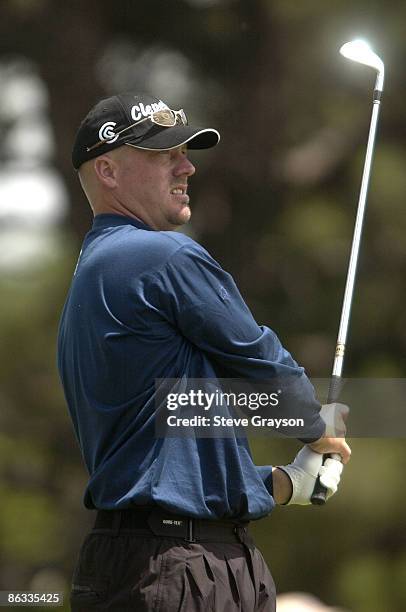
[58,92,350,612]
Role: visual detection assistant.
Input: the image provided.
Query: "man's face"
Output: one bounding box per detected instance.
[112,144,196,231]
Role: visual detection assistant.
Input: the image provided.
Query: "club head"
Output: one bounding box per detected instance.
[340,39,384,91]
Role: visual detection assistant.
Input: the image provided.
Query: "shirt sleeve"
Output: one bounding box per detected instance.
[256,466,273,496]
[151,240,325,442]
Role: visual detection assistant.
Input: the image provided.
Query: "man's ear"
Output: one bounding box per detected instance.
[93,155,118,188]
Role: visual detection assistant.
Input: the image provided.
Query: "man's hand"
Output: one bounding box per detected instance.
[308,437,351,463]
[309,402,351,464]
[319,402,349,437]
[274,446,345,505]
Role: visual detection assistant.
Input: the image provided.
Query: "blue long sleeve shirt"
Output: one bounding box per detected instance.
[57,214,325,520]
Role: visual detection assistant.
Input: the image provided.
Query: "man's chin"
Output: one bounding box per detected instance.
[171,205,191,228]
[158,204,192,231]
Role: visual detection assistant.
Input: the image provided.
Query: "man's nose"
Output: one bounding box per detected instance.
[174,153,195,177]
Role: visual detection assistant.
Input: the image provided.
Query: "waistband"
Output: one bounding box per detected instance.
[93,507,250,543]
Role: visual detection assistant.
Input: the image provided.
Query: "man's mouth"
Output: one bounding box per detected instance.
[170,185,187,196]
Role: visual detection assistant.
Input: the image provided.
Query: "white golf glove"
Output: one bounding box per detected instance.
[278,446,343,505]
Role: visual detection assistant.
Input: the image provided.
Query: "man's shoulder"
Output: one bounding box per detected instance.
[87,224,209,274]
[152,229,198,251]
[120,227,204,259]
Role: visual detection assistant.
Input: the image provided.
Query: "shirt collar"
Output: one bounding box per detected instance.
[92,214,154,232]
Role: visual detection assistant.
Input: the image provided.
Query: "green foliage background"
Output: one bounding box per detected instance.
[0,1,405,610]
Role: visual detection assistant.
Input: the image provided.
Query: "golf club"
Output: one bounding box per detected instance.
[311,39,385,505]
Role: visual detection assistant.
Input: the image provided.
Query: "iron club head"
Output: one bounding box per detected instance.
[340,39,384,91]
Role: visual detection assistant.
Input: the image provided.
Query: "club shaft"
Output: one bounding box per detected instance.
[311,83,383,506]
[333,93,382,377]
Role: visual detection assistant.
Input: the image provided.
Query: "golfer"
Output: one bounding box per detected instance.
[58,92,351,612]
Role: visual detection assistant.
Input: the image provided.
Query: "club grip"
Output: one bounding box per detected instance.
[310,375,343,506]
[310,470,331,505]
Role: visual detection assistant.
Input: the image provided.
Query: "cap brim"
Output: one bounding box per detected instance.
[124,125,220,151]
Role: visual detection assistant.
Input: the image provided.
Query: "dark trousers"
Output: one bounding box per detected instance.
[70,510,276,611]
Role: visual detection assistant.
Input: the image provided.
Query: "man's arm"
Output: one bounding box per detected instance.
[272,468,293,504]
[150,238,350,504]
[151,240,326,441]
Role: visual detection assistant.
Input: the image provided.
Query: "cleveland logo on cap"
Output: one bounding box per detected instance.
[98,122,118,144]
[131,100,168,121]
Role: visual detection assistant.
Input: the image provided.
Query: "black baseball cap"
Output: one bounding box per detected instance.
[72,92,220,170]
